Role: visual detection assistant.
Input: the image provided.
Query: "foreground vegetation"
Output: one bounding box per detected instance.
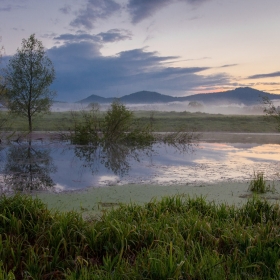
[0,110,278,133]
[1,194,280,279]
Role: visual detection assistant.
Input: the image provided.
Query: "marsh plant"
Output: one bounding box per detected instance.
[1,194,280,279]
[248,171,275,194]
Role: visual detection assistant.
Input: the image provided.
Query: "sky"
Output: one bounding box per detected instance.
[0,0,280,102]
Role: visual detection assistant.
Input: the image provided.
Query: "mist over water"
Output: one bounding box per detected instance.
[51,101,269,115]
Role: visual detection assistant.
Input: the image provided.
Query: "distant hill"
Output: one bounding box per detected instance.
[120,91,176,103]
[177,87,277,105]
[76,94,114,104]
[77,87,280,105]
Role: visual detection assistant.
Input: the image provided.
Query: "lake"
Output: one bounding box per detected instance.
[0,133,279,193]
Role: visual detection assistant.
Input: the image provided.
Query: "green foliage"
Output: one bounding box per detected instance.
[71,101,155,146]
[71,103,101,145]
[249,171,274,194]
[1,194,280,279]
[102,100,133,142]
[3,34,55,132]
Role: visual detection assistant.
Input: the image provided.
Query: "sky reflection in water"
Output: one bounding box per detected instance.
[0,141,279,192]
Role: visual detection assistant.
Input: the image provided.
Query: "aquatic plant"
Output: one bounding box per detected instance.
[1,194,280,279]
[248,171,274,194]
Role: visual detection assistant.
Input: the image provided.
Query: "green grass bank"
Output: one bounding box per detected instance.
[1,194,280,279]
[0,111,278,133]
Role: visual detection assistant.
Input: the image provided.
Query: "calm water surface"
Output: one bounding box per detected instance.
[0,140,279,192]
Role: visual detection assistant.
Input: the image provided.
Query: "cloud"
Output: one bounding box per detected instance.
[0,4,26,12]
[127,0,211,23]
[219,64,238,68]
[54,29,132,44]
[127,0,170,24]
[54,33,99,43]
[70,0,121,29]
[59,4,72,15]
[0,5,12,12]
[0,0,28,12]
[67,0,211,30]
[97,29,132,43]
[248,71,280,79]
[47,41,229,101]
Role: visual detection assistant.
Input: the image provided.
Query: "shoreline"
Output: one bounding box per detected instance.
[1,131,280,144]
[35,180,280,218]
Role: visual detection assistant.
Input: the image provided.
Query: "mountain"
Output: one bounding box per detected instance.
[77,87,280,105]
[77,94,114,104]
[120,91,176,103]
[176,87,275,105]
[77,91,177,104]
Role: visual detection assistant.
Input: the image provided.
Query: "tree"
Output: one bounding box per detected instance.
[4,34,55,132]
[102,100,133,142]
[263,97,280,131]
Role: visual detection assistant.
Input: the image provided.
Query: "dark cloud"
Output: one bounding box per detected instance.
[47,41,229,101]
[48,41,102,61]
[127,0,211,23]
[97,29,132,43]
[70,0,121,29]
[54,33,99,42]
[127,0,170,24]
[59,4,72,15]
[54,29,132,44]
[248,71,280,79]
[219,64,238,68]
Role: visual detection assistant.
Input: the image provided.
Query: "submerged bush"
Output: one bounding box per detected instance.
[1,194,280,279]
[70,103,101,145]
[71,100,155,146]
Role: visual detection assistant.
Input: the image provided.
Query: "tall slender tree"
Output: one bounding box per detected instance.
[4,34,55,132]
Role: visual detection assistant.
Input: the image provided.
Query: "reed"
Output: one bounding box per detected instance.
[1,194,280,279]
[249,171,275,194]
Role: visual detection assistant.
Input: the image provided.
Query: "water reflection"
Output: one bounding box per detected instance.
[3,141,57,191]
[74,142,154,176]
[1,138,277,193]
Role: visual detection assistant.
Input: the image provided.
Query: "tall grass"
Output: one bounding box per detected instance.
[1,194,280,279]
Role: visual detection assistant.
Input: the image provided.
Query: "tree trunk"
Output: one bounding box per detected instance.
[28,112,32,132]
